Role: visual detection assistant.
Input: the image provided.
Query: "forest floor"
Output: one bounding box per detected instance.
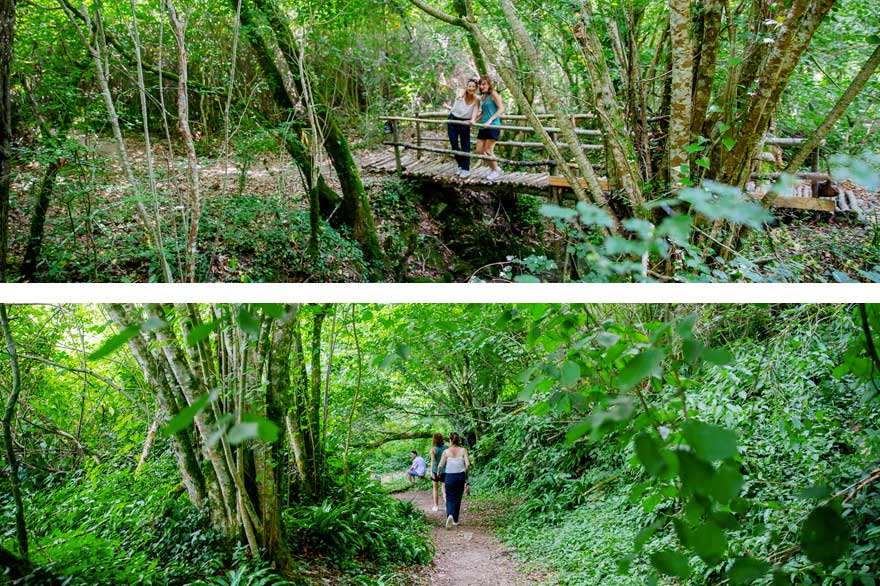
[9,134,880,282]
[393,487,544,586]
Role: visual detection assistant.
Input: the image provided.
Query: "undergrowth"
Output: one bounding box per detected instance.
[473,305,880,585]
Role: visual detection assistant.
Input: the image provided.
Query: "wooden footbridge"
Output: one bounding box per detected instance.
[362,111,846,213]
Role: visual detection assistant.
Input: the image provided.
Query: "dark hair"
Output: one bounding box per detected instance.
[478,75,494,95]
[449,432,462,447]
[410,450,418,456]
[466,78,479,87]
[432,433,444,447]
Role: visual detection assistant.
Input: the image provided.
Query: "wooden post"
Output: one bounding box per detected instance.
[391,119,403,174]
[810,146,820,197]
[415,111,422,160]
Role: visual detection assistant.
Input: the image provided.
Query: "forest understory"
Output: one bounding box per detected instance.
[7,137,880,283]
[1,304,878,586]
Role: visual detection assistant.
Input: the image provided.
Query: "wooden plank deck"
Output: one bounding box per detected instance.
[361,153,840,211]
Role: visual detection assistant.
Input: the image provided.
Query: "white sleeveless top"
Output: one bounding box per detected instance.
[445,451,466,473]
[449,95,477,119]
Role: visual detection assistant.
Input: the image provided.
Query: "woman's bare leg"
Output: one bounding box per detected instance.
[484,139,498,171]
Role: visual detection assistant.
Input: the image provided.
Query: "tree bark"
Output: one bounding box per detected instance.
[0,0,14,281]
[165,0,202,282]
[452,0,486,73]
[250,0,382,265]
[1,304,28,558]
[667,0,694,185]
[59,2,174,282]
[786,43,880,172]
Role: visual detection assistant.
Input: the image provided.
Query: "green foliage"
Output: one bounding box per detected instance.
[0,455,232,585]
[284,479,433,569]
[469,304,880,585]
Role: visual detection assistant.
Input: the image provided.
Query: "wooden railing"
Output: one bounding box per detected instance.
[379,113,826,195]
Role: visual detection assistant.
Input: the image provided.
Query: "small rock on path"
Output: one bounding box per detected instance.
[394,489,540,586]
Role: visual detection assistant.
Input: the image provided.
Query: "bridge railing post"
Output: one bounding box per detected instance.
[391,119,403,174]
[415,111,422,160]
[811,145,820,197]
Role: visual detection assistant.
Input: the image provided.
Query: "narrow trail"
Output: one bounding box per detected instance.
[394,487,542,586]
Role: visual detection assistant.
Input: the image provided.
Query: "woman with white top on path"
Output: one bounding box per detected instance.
[438,432,470,529]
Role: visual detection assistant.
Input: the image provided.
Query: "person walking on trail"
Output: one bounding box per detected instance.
[447,79,479,178]
[407,450,427,485]
[429,433,448,512]
[438,432,470,529]
[471,75,504,181]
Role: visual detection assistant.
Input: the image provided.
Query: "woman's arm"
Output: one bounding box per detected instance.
[429,448,436,470]
[438,450,448,469]
[486,92,504,124]
[470,107,481,125]
[463,449,471,472]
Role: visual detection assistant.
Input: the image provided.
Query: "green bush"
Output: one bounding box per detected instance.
[284,481,433,569]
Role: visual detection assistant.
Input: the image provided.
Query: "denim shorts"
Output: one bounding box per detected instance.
[477,127,501,140]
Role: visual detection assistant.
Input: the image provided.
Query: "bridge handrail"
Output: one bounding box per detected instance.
[379,113,821,186]
[382,141,553,167]
[380,115,602,136]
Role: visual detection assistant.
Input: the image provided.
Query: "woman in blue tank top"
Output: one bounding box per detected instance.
[469,75,505,181]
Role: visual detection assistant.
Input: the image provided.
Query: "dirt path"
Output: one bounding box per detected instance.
[394,488,542,586]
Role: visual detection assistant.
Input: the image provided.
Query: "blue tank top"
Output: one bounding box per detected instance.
[480,94,501,126]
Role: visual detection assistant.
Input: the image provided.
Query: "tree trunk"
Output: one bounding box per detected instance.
[250,0,382,265]
[0,304,28,558]
[59,2,174,282]
[452,0,486,74]
[166,0,201,282]
[719,0,836,187]
[786,43,880,172]
[20,159,60,281]
[0,0,14,282]
[231,0,341,235]
[667,0,694,186]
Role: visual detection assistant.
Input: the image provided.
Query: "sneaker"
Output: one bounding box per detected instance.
[460,169,470,178]
[487,169,500,180]
[446,515,453,529]
[431,506,438,512]
[452,521,459,526]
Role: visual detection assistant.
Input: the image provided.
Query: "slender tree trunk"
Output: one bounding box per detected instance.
[0,0,14,281]
[20,160,60,280]
[452,0,486,73]
[690,0,722,138]
[786,43,880,172]
[135,414,160,474]
[667,0,694,186]
[250,0,382,265]
[166,0,201,282]
[0,304,28,558]
[720,0,835,187]
[60,2,174,282]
